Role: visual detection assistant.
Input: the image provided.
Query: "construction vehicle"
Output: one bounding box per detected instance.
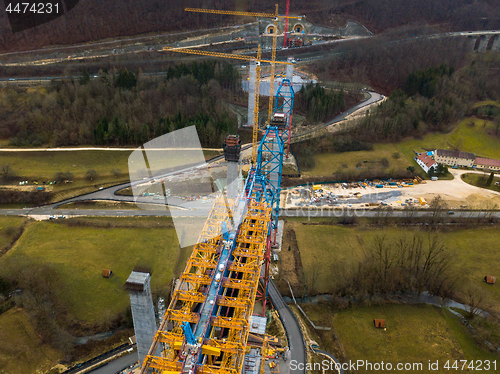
[287,37,303,48]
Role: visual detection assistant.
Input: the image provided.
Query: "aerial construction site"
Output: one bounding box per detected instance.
[1,1,500,374]
[129,5,306,374]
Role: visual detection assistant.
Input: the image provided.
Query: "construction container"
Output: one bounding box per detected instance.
[223,135,241,162]
[270,113,287,130]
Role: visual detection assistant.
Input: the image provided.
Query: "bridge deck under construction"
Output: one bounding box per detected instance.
[142,195,271,374]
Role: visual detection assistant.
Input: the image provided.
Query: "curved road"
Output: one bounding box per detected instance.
[311,348,344,374]
[290,90,383,142]
[268,280,306,374]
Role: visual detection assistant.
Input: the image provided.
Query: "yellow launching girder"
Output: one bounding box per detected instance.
[212,316,249,330]
[187,257,218,269]
[205,339,245,354]
[180,273,212,285]
[222,278,254,290]
[233,248,261,258]
[155,331,184,344]
[228,262,260,274]
[141,198,271,374]
[166,310,200,324]
[174,290,207,304]
[217,296,252,308]
[143,355,182,371]
[197,365,239,374]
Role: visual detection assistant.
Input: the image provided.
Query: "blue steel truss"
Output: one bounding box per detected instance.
[254,126,284,237]
[274,78,295,145]
[274,78,294,115]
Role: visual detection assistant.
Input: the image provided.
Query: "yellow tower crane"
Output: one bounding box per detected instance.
[185,6,304,150]
[161,46,293,164]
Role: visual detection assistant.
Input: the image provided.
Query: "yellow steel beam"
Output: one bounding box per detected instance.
[180,273,212,285]
[185,7,304,19]
[222,278,254,290]
[187,257,217,269]
[267,4,279,126]
[212,315,248,330]
[197,365,239,374]
[217,296,252,308]
[174,290,207,304]
[155,331,184,344]
[228,262,259,274]
[206,339,245,354]
[144,355,182,371]
[166,310,200,324]
[162,47,292,66]
[251,46,262,164]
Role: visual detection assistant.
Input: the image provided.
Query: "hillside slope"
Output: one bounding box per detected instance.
[1,0,499,53]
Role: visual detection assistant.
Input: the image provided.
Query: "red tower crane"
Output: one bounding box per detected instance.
[283,0,291,48]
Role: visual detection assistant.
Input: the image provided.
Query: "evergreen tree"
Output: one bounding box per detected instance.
[486,172,494,186]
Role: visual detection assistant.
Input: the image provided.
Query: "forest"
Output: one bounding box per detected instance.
[295,82,346,124]
[292,53,500,174]
[353,54,500,143]
[0,61,242,148]
[2,0,500,53]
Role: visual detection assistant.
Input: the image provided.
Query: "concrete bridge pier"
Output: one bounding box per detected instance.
[491,35,500,51]
[476,35,488,52]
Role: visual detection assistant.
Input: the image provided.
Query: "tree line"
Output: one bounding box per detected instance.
[296,83,346,124]
[352,54,500,143]
[0,60,242,148]
[3,0,499,53]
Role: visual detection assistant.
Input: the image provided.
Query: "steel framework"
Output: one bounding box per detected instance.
[139,5,299,374]
[274,78,295,156]
[141,196,271,374]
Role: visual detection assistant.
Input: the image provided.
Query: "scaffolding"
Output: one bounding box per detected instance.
[141,197,271,374]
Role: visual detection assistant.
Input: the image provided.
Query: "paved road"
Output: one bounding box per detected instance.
[289,90,383,143]
[89,351,138,374]
[312,348,344,374]
[268,280,306,374]
[1,207,498,219]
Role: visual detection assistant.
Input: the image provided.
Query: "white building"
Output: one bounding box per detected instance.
[415,152,437,173]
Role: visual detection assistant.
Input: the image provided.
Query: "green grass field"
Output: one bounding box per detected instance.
[399,118,500,161]
[304,118,500,177]
[0,149,221,181]
[302,143,414,178]
[0,216,24,249]
[0,308,61,374]
[461,173,500,194]
[0,149,221,203]
[317,304,499,373]
[473,101,500,109]
[0,219,180,324]
[288,223,500,311]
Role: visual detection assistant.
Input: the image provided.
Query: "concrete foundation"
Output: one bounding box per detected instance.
[125,271,158,368]
[477,36,488,52]
[491,35,500,51]
[227,161,239,199]
[247,61,257,128]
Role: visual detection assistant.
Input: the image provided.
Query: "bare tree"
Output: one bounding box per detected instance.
[465,284,489,319]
